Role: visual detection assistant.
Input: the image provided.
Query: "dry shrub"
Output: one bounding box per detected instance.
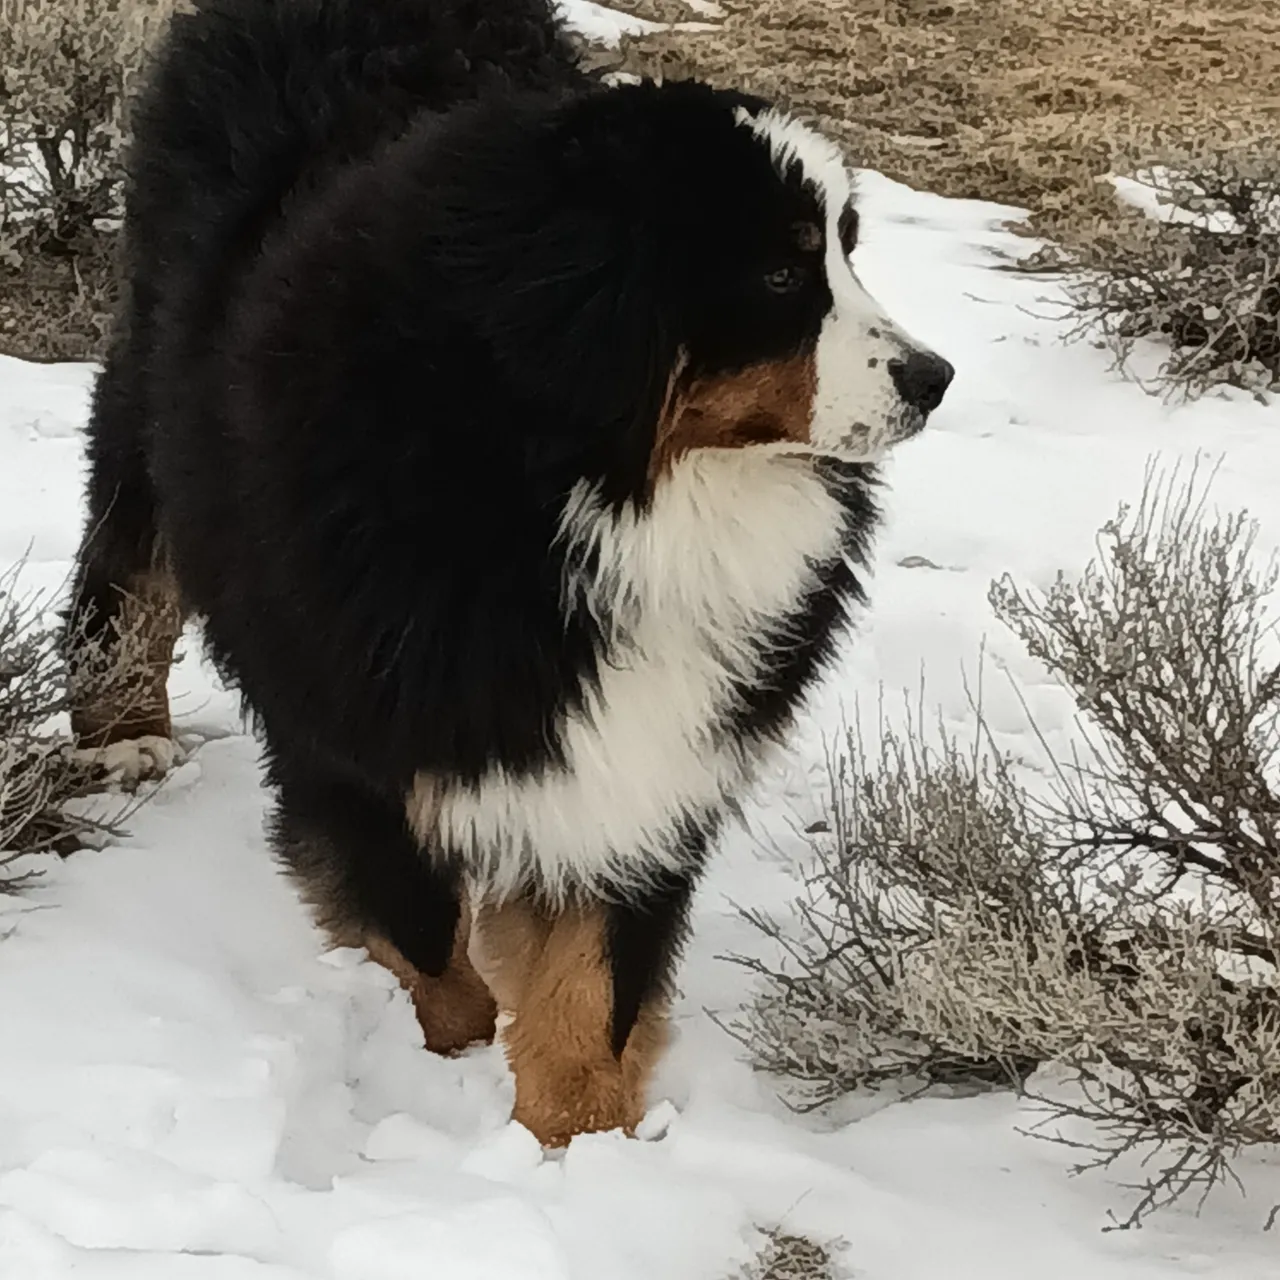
[0,0,175,361]
[739,1231,838,1280]
[1045,145,1280,399]
[734,463,1280,1225]
[0,560,162,890]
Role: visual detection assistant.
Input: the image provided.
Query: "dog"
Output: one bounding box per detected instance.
[66,0,953,1146]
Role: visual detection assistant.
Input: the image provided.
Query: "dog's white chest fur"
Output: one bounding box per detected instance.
[416,450,849,898]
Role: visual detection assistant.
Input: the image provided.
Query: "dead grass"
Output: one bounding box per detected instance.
[608,0,1280,397]
[608,0,1276,233]
[4,0,1271,370]
[0,244,118,364]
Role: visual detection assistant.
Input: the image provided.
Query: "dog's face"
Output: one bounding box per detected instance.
[646,100,953,476]
[439,81,951,494]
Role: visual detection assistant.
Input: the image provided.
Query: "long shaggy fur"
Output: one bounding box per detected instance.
[66,0,951,1139]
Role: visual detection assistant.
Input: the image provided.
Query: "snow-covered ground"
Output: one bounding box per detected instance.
[3,22,1280,1280]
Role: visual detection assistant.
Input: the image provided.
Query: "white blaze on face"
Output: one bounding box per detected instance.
[737,108,936,461]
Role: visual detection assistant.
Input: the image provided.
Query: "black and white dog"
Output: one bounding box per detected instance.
[67,0,952,1145]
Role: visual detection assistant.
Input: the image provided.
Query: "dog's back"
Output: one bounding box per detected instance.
[124,0,578,292]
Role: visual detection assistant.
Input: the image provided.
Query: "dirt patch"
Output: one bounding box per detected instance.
[606,0,1278,234]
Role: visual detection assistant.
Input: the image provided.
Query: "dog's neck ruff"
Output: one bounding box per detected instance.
[412,448,862,901]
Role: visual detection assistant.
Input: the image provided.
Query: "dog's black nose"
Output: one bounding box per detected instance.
[889,350,954,415]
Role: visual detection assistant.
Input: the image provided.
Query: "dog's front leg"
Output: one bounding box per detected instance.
[470,889,683,1148]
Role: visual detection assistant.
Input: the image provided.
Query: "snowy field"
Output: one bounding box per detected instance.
[4,12,1280,1280]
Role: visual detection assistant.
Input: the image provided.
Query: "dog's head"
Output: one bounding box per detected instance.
[435,79,952,498]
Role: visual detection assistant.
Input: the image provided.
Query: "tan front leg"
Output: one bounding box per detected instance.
[472,899,669,1148]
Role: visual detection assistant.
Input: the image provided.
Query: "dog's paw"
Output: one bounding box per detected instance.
[72,734,184,788]
[635,1100,678,1142]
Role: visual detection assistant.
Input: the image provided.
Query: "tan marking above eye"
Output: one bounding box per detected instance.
[650,351,818,481]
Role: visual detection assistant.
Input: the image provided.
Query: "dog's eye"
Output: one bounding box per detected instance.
[764,265,807,295]
[838,205,860,257]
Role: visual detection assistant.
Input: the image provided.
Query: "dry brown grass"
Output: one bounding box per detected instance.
[4,0,1272,374]
[1049,150,1280,398]
[609,0,1280,397]
[608,0,1276,232]
[0,244,118,364]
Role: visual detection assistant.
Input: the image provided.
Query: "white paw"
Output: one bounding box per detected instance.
[72,735,183,788]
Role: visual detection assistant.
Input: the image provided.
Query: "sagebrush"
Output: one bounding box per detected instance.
[734,463,1280,1226]
[1051,150,1280,398]
[0,0,174,361]
[0,561,161,890]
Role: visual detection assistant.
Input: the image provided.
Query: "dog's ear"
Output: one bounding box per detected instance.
[460,206,676,489]
[432,106,680,496]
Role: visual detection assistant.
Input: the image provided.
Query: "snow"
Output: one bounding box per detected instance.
[4,31,1280,1280]
[554,0,661,40]
[553,0,722,42]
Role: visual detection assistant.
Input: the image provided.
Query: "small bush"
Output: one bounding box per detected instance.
[0,0,174,361]
[1051,150,1280,399]
[739,1231,839,1280]
[0,561,160,890]
[733,463,1280,1225]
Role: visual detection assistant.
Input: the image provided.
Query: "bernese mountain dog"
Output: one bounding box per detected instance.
[66,0,953,1146]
